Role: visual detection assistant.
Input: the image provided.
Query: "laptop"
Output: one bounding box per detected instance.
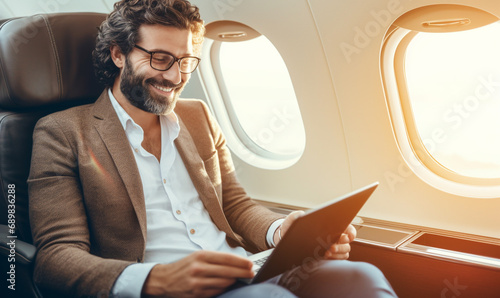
[243,182,379,284]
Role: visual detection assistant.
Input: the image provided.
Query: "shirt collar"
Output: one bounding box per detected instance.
[107,88,181,144]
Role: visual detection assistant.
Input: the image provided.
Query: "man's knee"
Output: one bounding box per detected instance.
[288,260,396,297]
[320,261,387,285]
[326,261,396,297]
[221,283,297,298]
[348,261,386,282]
[250,284,297,297]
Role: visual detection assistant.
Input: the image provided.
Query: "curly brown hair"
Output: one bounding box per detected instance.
[93,0,204,87]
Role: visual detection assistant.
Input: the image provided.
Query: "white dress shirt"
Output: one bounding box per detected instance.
[107,90,283,297]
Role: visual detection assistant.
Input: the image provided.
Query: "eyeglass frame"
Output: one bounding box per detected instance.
[133,45,201,74]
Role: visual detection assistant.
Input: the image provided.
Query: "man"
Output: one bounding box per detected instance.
[28,0,397,297]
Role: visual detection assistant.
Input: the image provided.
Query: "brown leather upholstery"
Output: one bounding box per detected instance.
[0,12,106,241]
[0,13,106,298]
[0,13,105,108]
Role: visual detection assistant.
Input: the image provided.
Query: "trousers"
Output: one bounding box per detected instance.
[218,260,398,298]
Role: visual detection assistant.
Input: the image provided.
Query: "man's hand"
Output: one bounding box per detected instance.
[274,210,356,260]
[324,224,356,260]
[142,250,254,298]
[273,210,305,245]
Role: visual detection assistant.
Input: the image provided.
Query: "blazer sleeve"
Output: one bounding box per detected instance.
[197,101,285,251]
[28,115,131,297]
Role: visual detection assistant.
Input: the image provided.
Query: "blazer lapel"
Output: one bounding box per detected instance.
[175,119,238,240]
[91,91,147,243]
[88,91,239,247]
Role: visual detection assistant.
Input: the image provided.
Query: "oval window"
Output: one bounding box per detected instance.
[405,22,500,179]
[217,35,305,158]
[381,4,500,197]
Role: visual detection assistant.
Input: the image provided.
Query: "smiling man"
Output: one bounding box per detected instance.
[28,0,396,297]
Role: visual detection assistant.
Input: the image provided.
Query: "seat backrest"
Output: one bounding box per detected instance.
[0,13,106,244]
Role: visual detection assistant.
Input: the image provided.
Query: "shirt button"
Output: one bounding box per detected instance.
[176,210,181,215]
[163,179,166,184]
[134,148,139,153]
[190,229,196,235]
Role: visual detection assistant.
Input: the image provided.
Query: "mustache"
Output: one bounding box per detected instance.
[145,78,183,89]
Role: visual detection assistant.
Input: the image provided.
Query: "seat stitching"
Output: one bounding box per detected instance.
[42,14,63,102]
[0,19,15,107]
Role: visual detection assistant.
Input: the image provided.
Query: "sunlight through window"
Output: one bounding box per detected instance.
[405,22,500,178]
[218,36,305,157]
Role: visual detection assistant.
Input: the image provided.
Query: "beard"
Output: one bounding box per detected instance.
[119,57,186,115]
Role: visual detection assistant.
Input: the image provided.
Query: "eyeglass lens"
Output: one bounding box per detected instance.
[151,52,199,73]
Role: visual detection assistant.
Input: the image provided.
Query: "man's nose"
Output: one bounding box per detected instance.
[162,62,182,85]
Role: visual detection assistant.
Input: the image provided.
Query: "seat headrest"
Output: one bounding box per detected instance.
[0,13,106,109]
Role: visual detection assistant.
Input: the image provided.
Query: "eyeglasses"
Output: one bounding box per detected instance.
[133,45,201,74]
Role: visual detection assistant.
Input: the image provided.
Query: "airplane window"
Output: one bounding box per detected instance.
[218,36,305,158]
[405,22,500,179]
[382,4,500,197]
[200,32,306,169]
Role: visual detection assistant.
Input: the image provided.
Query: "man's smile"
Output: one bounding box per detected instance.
[151,84,173,93]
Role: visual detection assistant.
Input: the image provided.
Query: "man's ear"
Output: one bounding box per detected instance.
[110,44,125,69]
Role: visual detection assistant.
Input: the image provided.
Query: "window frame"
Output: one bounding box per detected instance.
[381,26,500,198]
[198,37,305,169]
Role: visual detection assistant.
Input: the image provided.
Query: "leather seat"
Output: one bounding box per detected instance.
[0,12,106,297]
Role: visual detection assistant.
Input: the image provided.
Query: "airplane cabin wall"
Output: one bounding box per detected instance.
[192,0,500,239]
[190,0,353,207]
[307,0,500,238]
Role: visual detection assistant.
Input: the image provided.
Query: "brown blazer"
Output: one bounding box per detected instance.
[28,90,283,297]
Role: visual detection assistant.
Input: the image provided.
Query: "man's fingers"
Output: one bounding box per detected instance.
[195,250,253,269]
[345,224,357,242]
[187,251,254,279]
[325,251,350,260]
[194,262,254,279]
[194,276,239,289]
[337,233,351,244]
[289,210,305,218]
[142,253,253,298]
[329,243,351,254]
[281,210,305,235]
[325,243,351,259]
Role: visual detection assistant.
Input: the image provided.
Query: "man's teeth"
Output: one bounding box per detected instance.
[152,84,173,92]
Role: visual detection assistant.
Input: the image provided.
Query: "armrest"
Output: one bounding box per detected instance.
[0,224,36,265]
[0,224,42,297]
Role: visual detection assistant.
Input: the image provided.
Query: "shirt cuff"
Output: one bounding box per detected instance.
[266,218,285,248]
[112,262,158,298]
